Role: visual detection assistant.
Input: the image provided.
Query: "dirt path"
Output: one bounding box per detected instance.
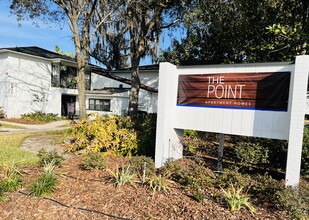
[20,134,70,157]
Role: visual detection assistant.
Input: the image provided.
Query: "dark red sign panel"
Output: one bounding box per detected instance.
[177,72,291,111]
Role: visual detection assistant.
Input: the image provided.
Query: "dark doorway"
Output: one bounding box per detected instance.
[61,95,76,118]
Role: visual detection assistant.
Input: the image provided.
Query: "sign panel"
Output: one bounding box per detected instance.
[177,72,291,111]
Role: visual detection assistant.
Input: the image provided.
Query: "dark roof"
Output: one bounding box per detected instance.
[0,46,75,62]
[112,64,159,72]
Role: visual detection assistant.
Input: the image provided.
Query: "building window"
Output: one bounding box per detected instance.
[89,99,111,111]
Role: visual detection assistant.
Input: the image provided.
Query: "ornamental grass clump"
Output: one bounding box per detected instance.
[148,174,169,195]
[68,114,138,157]
[29,160,58,197]
[0,161,23,192]
[221,185,255,214]
[110,165,136,187]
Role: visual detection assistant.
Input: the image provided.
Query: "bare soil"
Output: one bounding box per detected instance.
[0,134,299,219]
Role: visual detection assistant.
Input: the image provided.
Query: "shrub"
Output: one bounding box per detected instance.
[275,187,308,220]
[38,149,64,167]
[110,165,136,187]
[234,142,269,169]
[136,113,157,158]
[162,159,215,202]
[230,135,288,171]
[221,185,255,214]
[29,160,58,197]
[182,130,217,155]
[249,174,285,203]
[69,114,138,157]
[82,151,106,170]
[216,168,254,190]
[128,156,156,181]
[301,125,309,175]
[216,169,285,205]
[21,111,60,123]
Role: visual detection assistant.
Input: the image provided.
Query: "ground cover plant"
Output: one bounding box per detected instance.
[21,111,61,123]
[0,161,24,202]
[28,160,59,197]
[38,149,64,167]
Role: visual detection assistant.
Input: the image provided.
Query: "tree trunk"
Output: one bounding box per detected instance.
[77,65,87,119]
[128,64,140,116]
[71,14,87,120]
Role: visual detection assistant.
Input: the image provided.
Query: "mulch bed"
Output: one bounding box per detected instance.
[0,155,290,220]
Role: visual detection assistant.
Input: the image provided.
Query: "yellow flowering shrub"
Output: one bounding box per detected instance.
[68,114,137,157]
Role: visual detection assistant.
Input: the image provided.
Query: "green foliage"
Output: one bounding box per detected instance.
[69,114,137,157]
[249,174,285,203]
[128,156,156,181]
[29,172,58,197]
[110,165,136,187]
[55,45,74,58]
[82,151,106,170]
[135,113,157,157]
[231,135,288,171]
[275,187,308,220]
[21,111,60,123]
[234,142,269,169]
[217,168,254,190]
[148,174,169,194]
[0,161,23,192]
[38,149,64,167]
[162,0,309,64]
[301,125,309,175]
[192,186,205,203]
[162,159,215,202]
[221,185,255,214]
[0,187,5,202]
[29,160,58,197]
[182,130,217,155]
[217,169,285,204]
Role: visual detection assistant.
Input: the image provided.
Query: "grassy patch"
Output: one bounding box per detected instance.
[0,123,25,129]
[0,133,38,165]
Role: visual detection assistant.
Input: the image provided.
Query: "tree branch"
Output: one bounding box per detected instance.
[160,18,181,29]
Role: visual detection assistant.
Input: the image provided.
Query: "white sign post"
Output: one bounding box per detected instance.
[155,56,309,187]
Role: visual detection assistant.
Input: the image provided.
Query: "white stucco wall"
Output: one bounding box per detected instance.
[85,94,129,116]
[0,53,9,116]
[48,87,79,116]
[90,70,158,114]
[0,53,52,118]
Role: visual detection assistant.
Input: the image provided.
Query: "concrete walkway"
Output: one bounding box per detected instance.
[0,120,71,134]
